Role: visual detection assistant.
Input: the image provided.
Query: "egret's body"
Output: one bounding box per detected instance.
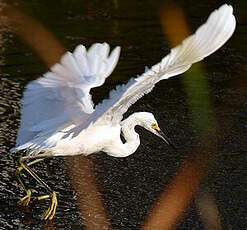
[50,112,167,157]
[52,124,122,156]
[11,4,236,220]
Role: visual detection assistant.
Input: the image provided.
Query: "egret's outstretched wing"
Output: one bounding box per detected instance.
[12,43,120,151]
[93,4,235,125]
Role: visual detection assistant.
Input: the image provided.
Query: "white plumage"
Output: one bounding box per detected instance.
[12,4,236,157]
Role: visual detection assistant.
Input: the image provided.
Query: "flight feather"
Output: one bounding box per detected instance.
[93,4,235,125]
[12,43,120,151]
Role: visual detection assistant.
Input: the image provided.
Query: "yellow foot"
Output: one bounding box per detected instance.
[18,189,31,206]
[38,191,57,220]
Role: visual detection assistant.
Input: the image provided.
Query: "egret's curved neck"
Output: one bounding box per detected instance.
[121,114,140,142]
[106,113,141,158]
[119,113,142,156]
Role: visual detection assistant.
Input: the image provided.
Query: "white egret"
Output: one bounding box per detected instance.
[11,4,235,220]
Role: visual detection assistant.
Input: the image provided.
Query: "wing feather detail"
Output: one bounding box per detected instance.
[93,4,235,125]
[12,43,120,152]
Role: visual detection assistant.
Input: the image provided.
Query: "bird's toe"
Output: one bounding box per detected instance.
[17,189,31,206]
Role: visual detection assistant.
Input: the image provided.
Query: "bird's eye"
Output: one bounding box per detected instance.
[151,123,160,130]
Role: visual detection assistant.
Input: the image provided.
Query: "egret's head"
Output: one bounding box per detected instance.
[135,112,176,150]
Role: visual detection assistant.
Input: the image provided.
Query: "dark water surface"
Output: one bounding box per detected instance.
[0,0,247,229]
